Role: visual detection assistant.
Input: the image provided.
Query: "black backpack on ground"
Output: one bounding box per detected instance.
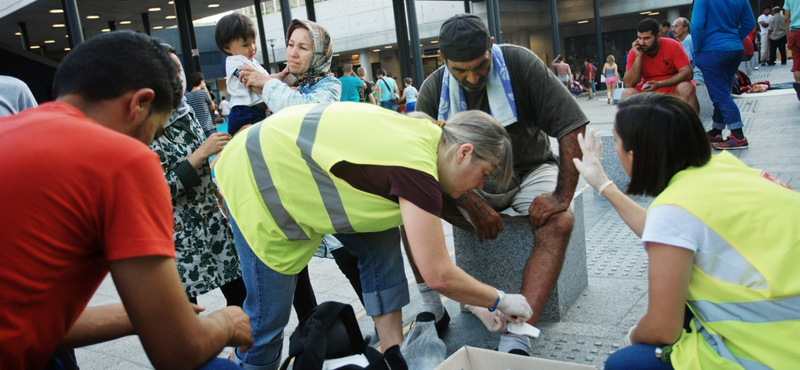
[279,301,408,370]
[732,70,752,95]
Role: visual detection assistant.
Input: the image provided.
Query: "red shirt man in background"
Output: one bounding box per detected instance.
[622,18,699,113]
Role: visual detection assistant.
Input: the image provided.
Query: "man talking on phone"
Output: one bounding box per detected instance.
[622,18,699,113]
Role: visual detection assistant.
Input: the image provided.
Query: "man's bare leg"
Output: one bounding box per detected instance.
[675,82,700,114]
[373,310,404,351]
[521,211,575,325]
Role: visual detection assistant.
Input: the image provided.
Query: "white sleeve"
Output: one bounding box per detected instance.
[261,77,342,113]
[225,56,252,100]
[641,204,703,253]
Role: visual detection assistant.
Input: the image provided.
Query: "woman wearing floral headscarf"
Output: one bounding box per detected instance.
[237,19,341,113]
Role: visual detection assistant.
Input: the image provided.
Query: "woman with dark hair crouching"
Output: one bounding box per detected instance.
[573,93,800,370]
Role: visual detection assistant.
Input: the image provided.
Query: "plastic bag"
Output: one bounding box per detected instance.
[400,313,447,370]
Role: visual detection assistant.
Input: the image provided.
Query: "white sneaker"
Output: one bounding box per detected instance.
[498,333,531,356]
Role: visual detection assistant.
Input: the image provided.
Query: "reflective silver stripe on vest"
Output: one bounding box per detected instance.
[689,294,800,323]
[295,102,356,234]
[246,122,309,240]
[694,320,772,370]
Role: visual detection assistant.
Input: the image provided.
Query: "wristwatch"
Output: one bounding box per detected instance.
[655,345,673,364]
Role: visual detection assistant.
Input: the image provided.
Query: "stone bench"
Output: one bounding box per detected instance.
[453,189,588,321]
[696,84,714,131]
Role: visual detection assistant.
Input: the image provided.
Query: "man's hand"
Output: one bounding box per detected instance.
[641,80,660,92]
[528,193,568,229]
[631,40,643,57]
[458,192,503,242]
[209,306,253,353]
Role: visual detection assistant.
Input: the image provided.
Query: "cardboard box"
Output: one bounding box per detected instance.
[435,346,596,370]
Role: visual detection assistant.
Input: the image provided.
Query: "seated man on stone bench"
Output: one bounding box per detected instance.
[408,14,589,356]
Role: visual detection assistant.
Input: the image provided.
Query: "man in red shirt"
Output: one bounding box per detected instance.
[0,31,251,370]
[622,18,699,113]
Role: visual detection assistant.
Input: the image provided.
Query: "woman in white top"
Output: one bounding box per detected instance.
[602,55,620,104]
[574,93,800,370]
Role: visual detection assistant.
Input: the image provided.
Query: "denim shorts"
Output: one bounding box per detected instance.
[334,228,410,316]
[460,163,571,219]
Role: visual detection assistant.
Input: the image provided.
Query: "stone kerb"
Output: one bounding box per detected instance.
[453,189,588,321]
[696,84,714,131]
[598,132,631,195]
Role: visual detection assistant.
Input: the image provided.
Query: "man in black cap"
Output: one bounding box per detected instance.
[412,14,588,355]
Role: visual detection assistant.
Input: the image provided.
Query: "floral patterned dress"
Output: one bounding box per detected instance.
[149,106,241,298]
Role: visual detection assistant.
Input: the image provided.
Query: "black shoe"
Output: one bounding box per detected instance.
[793,82,800,101]
[416,310,450,337]
[509,349,531,357]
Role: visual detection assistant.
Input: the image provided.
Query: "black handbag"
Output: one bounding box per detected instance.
[279,301,408,370]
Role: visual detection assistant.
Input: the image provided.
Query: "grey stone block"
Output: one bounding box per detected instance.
[696,84,714,131]
[453,191,588,321]
[599,134,630,194]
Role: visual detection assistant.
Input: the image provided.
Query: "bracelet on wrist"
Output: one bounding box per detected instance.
[488,290,505,312]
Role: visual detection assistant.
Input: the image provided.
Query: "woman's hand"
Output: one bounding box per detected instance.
[466,305,508,333]
[238,66,270,94]
[188,132,230,169]
[572,128,613,194]
[496,293,533,324]
[198,132,230,159]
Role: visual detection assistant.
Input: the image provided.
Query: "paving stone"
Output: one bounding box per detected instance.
[453,191,588,321]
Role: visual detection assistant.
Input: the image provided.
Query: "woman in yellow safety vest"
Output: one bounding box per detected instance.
[574,93,800,370]
[215,102,535,369]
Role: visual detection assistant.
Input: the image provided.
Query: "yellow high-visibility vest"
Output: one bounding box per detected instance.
[650,151,800,369]
[216,102,441,274]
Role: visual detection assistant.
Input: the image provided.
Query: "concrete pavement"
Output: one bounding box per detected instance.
[74,61,800,369]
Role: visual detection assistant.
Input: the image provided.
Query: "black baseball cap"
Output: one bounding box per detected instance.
[438,14,492,62]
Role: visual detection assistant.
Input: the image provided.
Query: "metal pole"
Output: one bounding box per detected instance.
[392,0,412,80]
[406,0,424,89]
[61,0,84,48]
[141,12,151,36]
[174,0,198,75]
[550,0,560,58]
[254,0,272,73]
[183,1,201,72]
[305,0,316,22]
[594,0,603,71]
[271,45,278,73]
[279,0,292,35]
[18,22,30,50]
[464,0,470,14]
[487,0,502,44]
[108,21,116,31]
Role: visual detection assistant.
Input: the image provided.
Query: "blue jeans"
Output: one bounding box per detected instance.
[695,50,744,131]
[197,358,244,370]
[605,344,675,370]
[380,100,397,111]
[229,213,297,370]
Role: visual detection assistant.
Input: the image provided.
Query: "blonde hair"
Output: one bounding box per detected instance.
[438,111,513,189]
[606,55,615,64]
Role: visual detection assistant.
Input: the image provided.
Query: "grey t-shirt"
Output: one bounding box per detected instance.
[769,13,786,40]
[0,76,37,116]
[416,44,588,175]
